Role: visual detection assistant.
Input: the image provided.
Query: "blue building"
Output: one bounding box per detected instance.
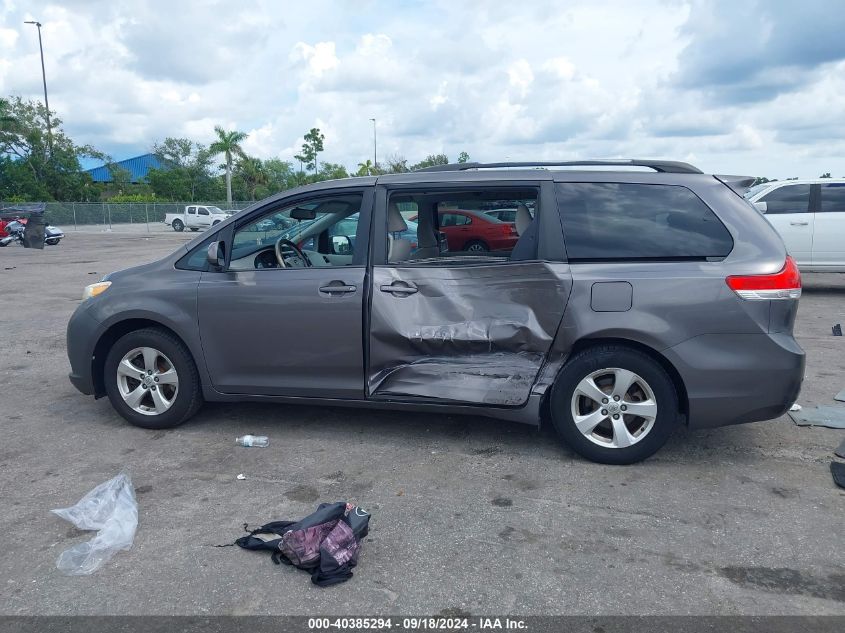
[86,153,164,183]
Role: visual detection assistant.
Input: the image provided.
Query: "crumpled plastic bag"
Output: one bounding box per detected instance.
[51,471,138,575]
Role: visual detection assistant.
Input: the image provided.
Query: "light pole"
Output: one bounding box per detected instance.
[369,118,377,173]
[24,20,52,155]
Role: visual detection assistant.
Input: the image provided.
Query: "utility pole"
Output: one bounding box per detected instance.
[24,20,52,156]
[370,118,377,171]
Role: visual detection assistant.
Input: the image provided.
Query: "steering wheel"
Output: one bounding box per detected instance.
[274,238,311,268]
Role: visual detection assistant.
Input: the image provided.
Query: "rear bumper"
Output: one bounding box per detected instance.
[67,305,102,395]
[664,332,805,429]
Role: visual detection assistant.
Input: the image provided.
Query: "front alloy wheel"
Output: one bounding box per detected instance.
[116,347,179,415]
[104,327,202,429]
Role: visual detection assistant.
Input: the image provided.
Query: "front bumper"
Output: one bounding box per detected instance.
[67,305,102,395]
[664,332,805,429]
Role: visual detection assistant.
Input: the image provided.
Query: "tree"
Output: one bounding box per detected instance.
[411,153,449,171]
[297,127,325,175]
[0,96,102,201]
[752,176,777,186]
[317,162,349,181]
[820,172,832,178]
[235,156,269,200]
[356,159,374,176]
[383,154,409,173]
[148,138,220,201]
[457,151,470,163]
[209,126,248,206]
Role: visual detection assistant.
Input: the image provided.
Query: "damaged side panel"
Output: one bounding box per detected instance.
[367,262,572,406]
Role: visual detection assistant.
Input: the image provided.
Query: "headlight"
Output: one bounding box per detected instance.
[82,281,111,300]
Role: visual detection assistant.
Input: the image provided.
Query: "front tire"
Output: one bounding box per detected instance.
[549,345,678,465]
[172,220,184,232]
[46,238,60,245]
[103,327,203,429]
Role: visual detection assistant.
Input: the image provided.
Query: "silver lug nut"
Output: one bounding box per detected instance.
[601,409,608,415]
[154,377,159,382]
[602,398,608,404]
[613,395,620,401]
[621,405,627,411]
[613,414,620,419]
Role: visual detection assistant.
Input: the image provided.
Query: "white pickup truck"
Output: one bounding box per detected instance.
[164,205,232,232]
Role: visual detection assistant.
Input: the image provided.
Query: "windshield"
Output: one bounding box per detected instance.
[206,206,224,213]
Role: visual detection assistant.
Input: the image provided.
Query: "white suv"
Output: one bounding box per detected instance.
[745,178,845,271]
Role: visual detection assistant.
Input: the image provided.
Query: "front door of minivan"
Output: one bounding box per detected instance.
[756,183,813,266]
[366,182,571,407]
[197,188,372,398]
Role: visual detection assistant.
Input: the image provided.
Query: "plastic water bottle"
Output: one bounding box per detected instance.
[236,435,269,448]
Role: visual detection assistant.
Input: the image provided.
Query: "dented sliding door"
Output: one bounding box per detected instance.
[367,262,572,406]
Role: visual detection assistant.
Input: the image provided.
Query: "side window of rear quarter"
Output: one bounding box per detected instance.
[555,182,733,262]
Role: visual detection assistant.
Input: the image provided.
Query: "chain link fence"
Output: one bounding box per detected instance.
[0,201,256,231]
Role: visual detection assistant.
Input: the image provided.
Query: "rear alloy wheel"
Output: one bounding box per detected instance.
[550,346,678,464]
[464,240,489,252]
[104,328,202,429]
[172,219,184,232]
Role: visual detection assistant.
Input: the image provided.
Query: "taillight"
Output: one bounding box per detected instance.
[503,223,517,236]
[726,256,802,300]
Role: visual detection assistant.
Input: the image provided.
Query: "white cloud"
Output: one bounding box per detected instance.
[0,0,843,179]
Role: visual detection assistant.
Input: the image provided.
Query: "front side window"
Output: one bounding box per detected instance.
[198,207,210,216]
[759,184,811,214]
[556,182,733,261]
[820,183,845,213]
[229,194,363,269]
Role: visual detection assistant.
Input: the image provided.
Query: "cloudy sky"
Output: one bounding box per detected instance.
[1,0,844,178]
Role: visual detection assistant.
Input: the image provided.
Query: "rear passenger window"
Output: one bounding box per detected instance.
[820,183,845,213]
[556,183,733,261]
[759,184,811,214]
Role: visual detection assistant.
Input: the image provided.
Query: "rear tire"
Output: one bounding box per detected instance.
[190,228,199,232]
[103,327,203,429]
[464,240,489,252]
[172,220,184,232]
[549,345,678,465]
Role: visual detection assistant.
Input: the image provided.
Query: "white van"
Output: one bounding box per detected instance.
[745,179,845,272]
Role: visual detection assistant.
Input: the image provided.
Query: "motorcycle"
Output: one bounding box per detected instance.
[0,218,64,247]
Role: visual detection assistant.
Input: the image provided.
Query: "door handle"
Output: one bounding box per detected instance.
[380,281,418,296]
[789,221,809,226]
[319,282,357,295]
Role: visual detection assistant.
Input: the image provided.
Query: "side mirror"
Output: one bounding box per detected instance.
[207,241,226,269]
[331,235,352,255]
[753,201,767,213]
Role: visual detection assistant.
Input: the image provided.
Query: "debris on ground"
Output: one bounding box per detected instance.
[789,405,845,429]
[51,471,138,575]
[835,389,845,403]
[236,474,247,480]
[831,462,845,489]
[789,403,802,412]
[233,501,370,587]
[835,438,845,460]
[833,324,843,336]
[236,434,269,447]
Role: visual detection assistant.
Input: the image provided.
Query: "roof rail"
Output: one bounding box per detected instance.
[415,159,703,174]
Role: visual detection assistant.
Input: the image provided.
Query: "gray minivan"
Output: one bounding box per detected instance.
[67,160,805,464]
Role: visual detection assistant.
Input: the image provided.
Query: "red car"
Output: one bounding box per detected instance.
[410,208,519,253]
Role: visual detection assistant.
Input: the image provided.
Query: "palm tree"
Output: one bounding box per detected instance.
[237,156,269,200]
[209,126,248,206]
[356,159,374,176]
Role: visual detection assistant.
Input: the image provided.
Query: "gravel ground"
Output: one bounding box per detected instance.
[0,231,843,616]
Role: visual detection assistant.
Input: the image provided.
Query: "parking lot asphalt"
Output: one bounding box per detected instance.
[1,228,844,616]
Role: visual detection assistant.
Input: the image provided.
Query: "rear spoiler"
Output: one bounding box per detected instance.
[715,175,756,195]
